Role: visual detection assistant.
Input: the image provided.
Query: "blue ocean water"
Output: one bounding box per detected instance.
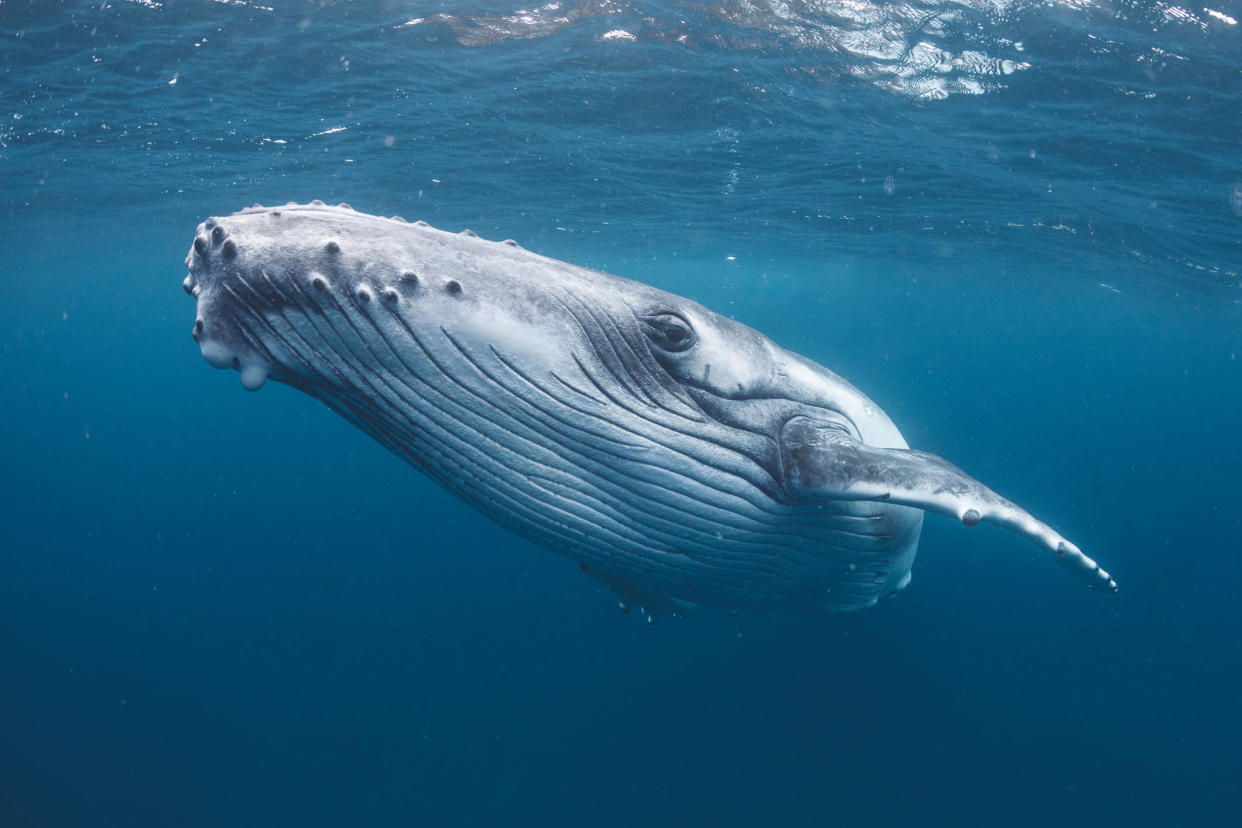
[2,1,1240,825]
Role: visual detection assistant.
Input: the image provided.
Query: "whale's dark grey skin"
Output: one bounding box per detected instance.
[183,202,1116,616]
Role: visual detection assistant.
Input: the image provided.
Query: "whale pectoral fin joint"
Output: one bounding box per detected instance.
[778,416,1117,593]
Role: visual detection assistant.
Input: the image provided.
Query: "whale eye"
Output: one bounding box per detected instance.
[640,312,696,353]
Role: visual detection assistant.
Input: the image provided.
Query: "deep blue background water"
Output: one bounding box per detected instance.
[2,1,1241,825]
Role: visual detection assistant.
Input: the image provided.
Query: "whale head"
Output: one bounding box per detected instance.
[184,202,906,445]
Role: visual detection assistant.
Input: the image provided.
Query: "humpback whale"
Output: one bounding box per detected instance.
[183,202,1116,616]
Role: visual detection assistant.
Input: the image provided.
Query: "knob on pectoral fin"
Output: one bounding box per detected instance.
[778,416,1118,593]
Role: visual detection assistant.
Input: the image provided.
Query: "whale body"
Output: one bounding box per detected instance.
[183,202,1116,616]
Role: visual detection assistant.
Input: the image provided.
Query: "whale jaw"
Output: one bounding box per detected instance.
[184,202,448,393]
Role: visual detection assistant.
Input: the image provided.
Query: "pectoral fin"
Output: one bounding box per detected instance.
[779,416,1117,592]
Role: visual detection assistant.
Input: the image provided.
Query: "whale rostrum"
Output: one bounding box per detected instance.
[184,202,1116,616]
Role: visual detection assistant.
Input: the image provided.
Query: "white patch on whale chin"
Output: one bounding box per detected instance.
[199,338,269,391]
[239,362,269,391]
[200,338,235,369]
